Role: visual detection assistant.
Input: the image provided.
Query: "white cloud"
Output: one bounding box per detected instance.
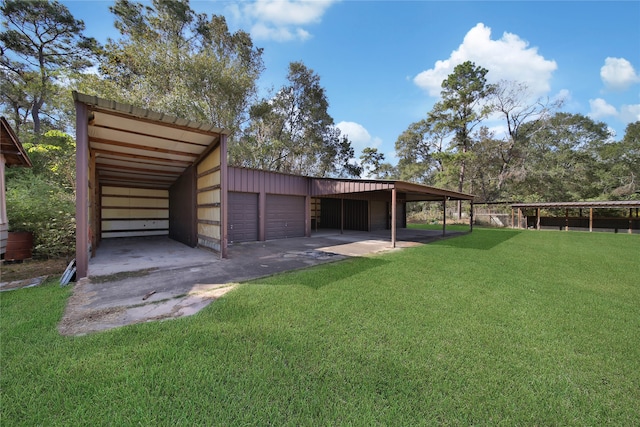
[414,23,557,98]
[241,0,338,42]
[619,104,640,123]
[336,121,382,155]
[600,57,640,91]
[250,22,310,42]
[589,98,618,119]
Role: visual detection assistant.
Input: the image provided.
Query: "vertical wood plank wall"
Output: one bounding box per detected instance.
[101,186,169,238]
[196,145,221,252]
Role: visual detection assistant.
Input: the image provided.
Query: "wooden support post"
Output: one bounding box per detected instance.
[536,208,540,230]
[442,198,447,237]
[518,208,522,229]
[75,101,89,279]
[565,208,569,231]
[511,208,515,229]
[589,208,593,232]
[391,188,397,248]
[630,209,633,234]
[469,201,474,232]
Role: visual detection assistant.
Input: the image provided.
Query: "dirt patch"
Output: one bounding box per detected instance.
[1,258,69,282]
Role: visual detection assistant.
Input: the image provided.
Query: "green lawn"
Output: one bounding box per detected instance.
[2,228,639,425]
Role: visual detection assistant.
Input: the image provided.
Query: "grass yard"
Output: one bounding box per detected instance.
[2,228,639,425]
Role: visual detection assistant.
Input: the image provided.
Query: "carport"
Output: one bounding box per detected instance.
[311,177,475,247]
[227,167,475,248]
[74,92,229,279]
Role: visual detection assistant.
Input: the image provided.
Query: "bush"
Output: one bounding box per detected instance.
[5,170,75,259]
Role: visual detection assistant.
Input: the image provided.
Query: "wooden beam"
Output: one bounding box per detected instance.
[470,201,474,232]
[536,208,540,230]
[589,207,593,232]
[518,208,522,229]
[565,208,569,231]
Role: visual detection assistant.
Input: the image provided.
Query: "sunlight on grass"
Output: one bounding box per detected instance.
[2,229,639,425]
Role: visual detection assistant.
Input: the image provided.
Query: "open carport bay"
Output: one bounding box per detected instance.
[62,228,464,335]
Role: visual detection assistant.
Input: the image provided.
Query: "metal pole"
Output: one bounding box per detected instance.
[391,188,397,248]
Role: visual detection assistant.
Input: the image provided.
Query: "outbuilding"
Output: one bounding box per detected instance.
[74,93,474,279]
[1,117,33,258]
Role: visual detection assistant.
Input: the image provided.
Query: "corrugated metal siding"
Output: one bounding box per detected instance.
[343,200,368,231]
[228,192,259,243]
[370,200,388,231]
[169,165,197,247]
[228,167,308,195]
[312,179,393,196]
[196,146,222,252]
[266,195,305,239]
[319,198,369,231]
[101,186,169,238]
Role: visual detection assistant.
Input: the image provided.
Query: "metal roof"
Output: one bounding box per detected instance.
[73,92,228,189]
[512,201,640,209]
[311,176,475,201]
[0,117,32,167]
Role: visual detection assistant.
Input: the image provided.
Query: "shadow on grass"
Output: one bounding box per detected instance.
[433,228,522,250]
[255,256,391,290]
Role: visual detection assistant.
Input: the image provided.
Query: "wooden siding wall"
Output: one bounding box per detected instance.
[101,186,169,238]
[196,146,221,252]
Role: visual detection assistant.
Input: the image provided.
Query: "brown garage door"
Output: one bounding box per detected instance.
[228,192,258,243]
[266,194,305,239]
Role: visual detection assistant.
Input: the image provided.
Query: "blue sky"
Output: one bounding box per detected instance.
[65,1,640,164]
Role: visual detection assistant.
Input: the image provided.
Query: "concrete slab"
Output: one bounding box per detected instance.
[59,229,465,336]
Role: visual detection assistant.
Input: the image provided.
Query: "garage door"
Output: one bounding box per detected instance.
[266,194,305,239]
[228,192,258,243]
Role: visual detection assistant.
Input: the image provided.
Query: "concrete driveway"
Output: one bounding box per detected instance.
[58,229,464,336]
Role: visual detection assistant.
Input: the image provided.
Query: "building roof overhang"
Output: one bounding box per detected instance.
[0,117,32,167]
[512,201,640,209]
[73,91,229,189]
[311,176,474,202]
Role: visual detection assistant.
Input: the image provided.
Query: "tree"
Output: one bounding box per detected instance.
[94,0,263,136]
[394,118,448,184]
[597,121,640,198]
[360,147,395,179]
[489,80,562,193]
[1,0,98,134]
[429,61,494,216]
[235,61,359,177]
[513,113,611,201]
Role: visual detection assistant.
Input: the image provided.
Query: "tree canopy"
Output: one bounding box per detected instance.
[233,61,360,177]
